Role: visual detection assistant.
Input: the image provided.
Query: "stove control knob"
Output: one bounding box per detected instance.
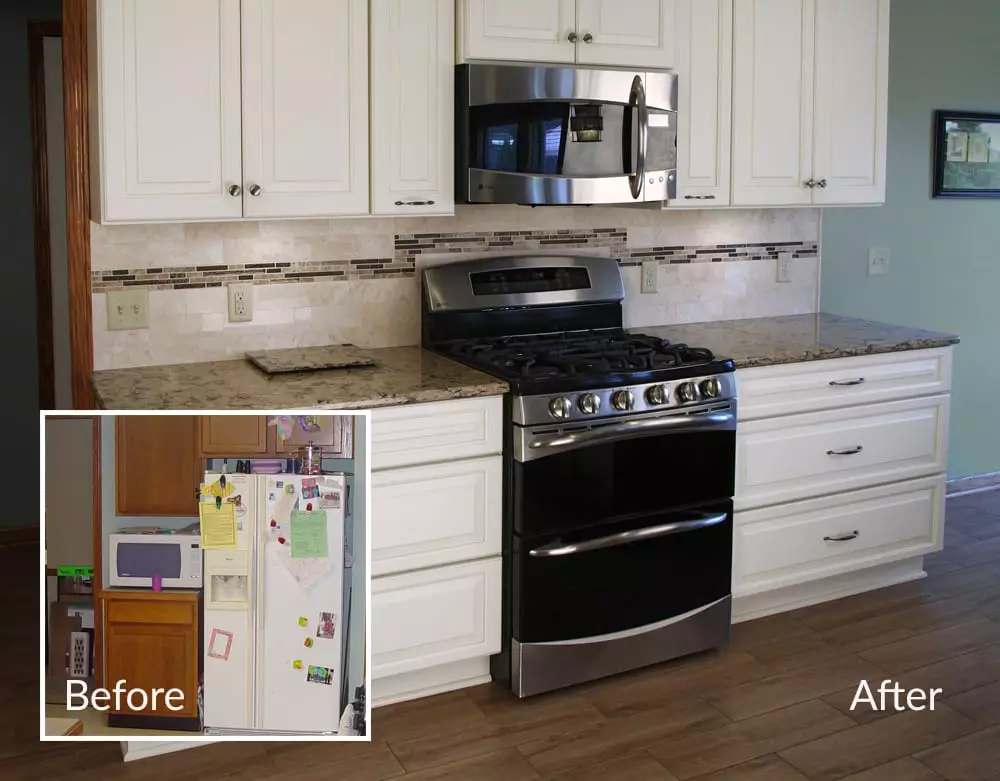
[645,384,669,406]
[611,389,634,411]
[675,382,699,403]
[548,397,573,419]
[700,377,723,399]
[578,393,601,415]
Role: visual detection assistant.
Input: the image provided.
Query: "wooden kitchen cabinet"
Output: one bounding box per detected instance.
[199,416,268,456]
[116,417,201,516]
[269,416,355,459]
[103,590,200,720]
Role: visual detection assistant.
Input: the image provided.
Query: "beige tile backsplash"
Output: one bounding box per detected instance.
[91,206,821,370]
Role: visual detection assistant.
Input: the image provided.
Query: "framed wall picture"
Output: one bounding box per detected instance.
[933,110,1000,198]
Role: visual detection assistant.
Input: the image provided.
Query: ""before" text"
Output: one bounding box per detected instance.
[66,680,185,712]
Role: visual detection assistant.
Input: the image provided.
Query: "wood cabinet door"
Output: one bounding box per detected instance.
[672,0,733,205]
[116,416,201,516]
[104,621,198,716]
[241,0,369,217]
[731,0,815,206]
[199,416,268,456]
[370,0,455,216]
[811,0,889,205]
[93,0,243,222]
[575,0,677,68]
[460,0,576,63]
[270,416,355,459]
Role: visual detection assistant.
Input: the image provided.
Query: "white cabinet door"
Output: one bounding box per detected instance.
[370,0,454,216]
[371,456,502,576]
[92,0,243,222]
[371,558,502,679]
[731,0,815,206]
[672,0,732,205]
[460,0,576,63]
[811,0,889,205]
[575,0,677,68]
[241,0,369,218]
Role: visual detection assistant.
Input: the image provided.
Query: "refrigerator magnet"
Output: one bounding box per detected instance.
[306,665,333,685]
[302,479,319,500]
[293,659,303,670]
[316,612,336,640]
[285,484,296,495]
[298,616,308,627]
[207,629,233,661]
[304,638,314,648]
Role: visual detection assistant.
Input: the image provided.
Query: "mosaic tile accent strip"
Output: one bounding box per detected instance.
[90,229,818,291]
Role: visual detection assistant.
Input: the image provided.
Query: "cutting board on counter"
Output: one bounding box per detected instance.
[246,344,378,374]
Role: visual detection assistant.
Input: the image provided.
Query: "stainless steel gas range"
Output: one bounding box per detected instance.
[422,255,737,698]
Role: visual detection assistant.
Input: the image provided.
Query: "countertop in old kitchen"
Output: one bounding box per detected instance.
[92,313,959,410]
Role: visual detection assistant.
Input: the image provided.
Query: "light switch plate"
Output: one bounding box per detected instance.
[868,247,890,276]
[106,289,149,331]
[641,261,658,294]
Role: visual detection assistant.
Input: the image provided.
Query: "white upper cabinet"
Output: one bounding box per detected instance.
[731,0,889,207]
[672,0,732,205]
[241,0,368,218]
[460,0,576,63]
[811,0,889,205]
[459,0,674,69]
[732,0,815,206]
[91,0,244,222]
[575,0,676,68]
[370,0,454,216]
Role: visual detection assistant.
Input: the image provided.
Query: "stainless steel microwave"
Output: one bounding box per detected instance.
[456,63,678,206]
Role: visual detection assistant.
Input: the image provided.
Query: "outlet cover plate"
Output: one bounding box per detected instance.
[228,283,253,323]
[776,253,792,283]
[106,289,149,331]
[868,247,890,276]
[641,261,658,294]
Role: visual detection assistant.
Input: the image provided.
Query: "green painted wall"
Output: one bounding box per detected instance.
[821,0,1000,479]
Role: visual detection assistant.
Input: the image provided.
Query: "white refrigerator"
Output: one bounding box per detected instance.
[201,472,346,735]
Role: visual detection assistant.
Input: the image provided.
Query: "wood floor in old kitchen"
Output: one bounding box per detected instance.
[7,489,999,780]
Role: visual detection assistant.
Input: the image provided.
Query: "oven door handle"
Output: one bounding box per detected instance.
[523,409,735,461]
[529,512,728,557]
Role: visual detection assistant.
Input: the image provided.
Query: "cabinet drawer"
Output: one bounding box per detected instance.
[371,558,501,679]
[107,599,195,626]
[736,395,949,511]
[372,456,502,577]
[371,397,502,470]
[737,348,952,421]
[734,475,944,596]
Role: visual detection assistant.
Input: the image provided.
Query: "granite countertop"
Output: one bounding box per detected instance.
[631,313,959,368]
[92,346,509,410]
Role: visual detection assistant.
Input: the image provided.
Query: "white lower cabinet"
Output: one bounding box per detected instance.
[369,396,504,707]
[733,348,953,619]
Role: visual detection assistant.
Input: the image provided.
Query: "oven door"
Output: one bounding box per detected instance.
[513,500,732,643]
[458,63,677,205]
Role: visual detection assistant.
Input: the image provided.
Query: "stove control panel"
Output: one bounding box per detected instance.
[523,373,737,427]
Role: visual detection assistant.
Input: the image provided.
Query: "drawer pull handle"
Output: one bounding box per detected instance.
[830,377,865,386]
[827,445,863,456]
[824,531,859,542]
[394,200,436,206]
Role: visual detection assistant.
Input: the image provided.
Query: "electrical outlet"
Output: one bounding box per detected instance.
[228,283,253,323]
[641,261,658,294]
[868,247,890,276]
[106,289,149,331]
[776,253,792,283]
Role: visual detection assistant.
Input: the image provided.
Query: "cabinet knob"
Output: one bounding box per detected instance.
[583,33,593,43]
[568,31,578,42]
[804,179,817,188]
[817,179,828,188]
[228,184,242,197]
[248,184,262,197]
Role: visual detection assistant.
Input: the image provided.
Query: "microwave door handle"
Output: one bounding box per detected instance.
[628,75,648,200]
[529,512,728,557]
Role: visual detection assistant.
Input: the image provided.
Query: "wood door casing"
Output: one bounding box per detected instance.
[199,416,268,456]
[116,416,201,516]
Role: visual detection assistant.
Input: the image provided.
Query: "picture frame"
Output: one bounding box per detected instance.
[933,110,1000,198]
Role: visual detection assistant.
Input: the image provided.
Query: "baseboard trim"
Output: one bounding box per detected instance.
[0,526,39,547]
[732,558,927,623]
[372,657,491,708]
[947,471,1000,497]
[120,740,214,763]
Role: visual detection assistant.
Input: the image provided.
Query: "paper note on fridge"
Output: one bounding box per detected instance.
[290,510,328,559]
[199,502,237,549]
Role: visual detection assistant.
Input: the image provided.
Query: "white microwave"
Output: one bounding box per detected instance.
[109,531,203,589]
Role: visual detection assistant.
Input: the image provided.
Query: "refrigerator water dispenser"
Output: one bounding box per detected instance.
[205,551,250,610]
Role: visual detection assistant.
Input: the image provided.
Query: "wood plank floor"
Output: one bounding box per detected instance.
[6,490,999,780]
